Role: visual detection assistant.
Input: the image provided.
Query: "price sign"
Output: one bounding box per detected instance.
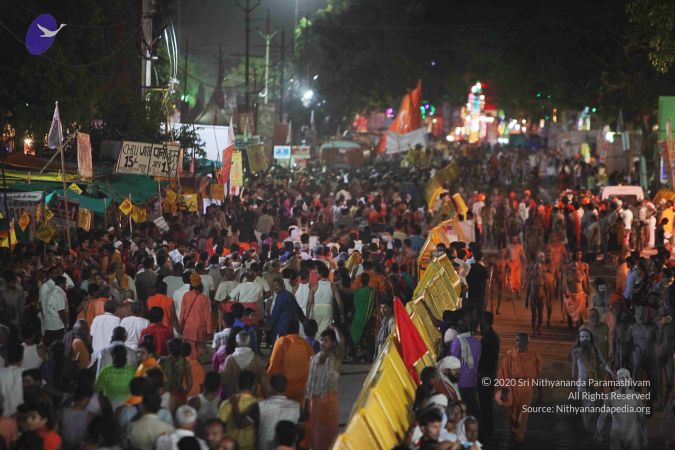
[115,141,181,178]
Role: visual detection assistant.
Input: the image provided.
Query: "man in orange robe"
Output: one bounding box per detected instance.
[497,333,544,447]
[180,272,213,359]
[267,320,315,404]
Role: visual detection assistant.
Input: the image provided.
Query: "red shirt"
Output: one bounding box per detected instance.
[37,429,61,450]
[140,323,174,356]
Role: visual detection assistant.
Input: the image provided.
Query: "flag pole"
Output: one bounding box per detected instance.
[59,137,72,251]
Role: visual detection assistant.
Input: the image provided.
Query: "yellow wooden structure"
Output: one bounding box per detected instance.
[331,253,462,449]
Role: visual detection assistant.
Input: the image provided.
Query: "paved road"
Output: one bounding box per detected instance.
[482,259,668,449]
[318,258,671,448]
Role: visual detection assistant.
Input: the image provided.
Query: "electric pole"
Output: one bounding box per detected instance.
[258,10,278,105]
[235,0,260,112]
[182,39,189,120]
[279,28,285,121]
[141,0,156,98]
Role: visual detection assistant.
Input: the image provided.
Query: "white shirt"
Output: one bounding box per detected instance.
[120,315,150,349]
[40,285,67,331]
[173,284,190,318]
[0,366,24,416]
[620,208,634,230]
[215,281,239,302]
[155,429,208,450]
[212,328,231,349]
[90,313,121,360]
[228,281,263,303]
[164,275,184,299]
[200,274,215,299]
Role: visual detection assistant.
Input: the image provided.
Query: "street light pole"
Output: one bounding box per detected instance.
[258,10,278,105]
[235,0,260,113]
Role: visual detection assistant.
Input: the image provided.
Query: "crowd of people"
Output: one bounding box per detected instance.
[0,142,673,450]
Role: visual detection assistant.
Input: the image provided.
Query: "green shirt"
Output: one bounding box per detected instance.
[95,365,135,406]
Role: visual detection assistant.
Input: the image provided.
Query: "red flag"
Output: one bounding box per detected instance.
[390,81,423,134]
[409,80,423,130]
[375,134,387,154]
[393,297,427,383]
[219,145,234,184]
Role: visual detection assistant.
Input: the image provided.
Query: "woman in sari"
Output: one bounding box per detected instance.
[349,273,375,359]
[135,340,160,378]
[160,338,192,412]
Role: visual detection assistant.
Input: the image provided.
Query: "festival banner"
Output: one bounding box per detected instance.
[131,206,147,223]
[35,223,55,243]
[247,143,269,173]
[230,151,244,188]
[177,194,198,213]
[68,183,83,195]
[18,212,30,232]
[0,222,18,248]
[210,184,225,201]
[115,141,181,178]
[77,208,92,231]
[154,216,170,232]
[77,132,94,179]
[0,191,43,220]
[164,188,178,204]
[119,198,133,216]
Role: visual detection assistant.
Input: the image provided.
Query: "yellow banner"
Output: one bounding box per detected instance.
[230,150,243,188]
[131,206,147,223]
[178,194,198,212]
[77,208,92,231]
[165,188,178,204]
[210,183,225,200]
[119,198,133,216]
[68,183,83,195]
[247,143,269,173]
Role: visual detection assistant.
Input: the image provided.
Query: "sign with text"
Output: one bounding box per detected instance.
[115,141,181,178]
[0,191,43,219]
[274,146,291,159]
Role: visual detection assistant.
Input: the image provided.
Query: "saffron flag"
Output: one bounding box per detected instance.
[47,101,63,149]
[219,146,234,184]
[393,297,427,383]
[376,81,424,154]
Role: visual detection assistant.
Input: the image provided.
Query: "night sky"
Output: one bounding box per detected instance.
[176,0,327,77]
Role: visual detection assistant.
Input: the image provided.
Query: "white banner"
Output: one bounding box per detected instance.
[385,127,427,154]
[0,191,43,219]
[115,141,181,178]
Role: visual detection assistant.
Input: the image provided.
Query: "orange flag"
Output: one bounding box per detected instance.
[393,297,427,383]
[376,81,423,153]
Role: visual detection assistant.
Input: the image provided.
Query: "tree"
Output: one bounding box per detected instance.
[626,0,675,74]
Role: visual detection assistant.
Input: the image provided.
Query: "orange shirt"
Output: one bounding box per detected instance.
[267,334,315,404]
[147,294,175,328]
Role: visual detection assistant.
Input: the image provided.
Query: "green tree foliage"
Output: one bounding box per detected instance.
[0,0,177,156]
[626,0,675,74]
[306,0,675,131]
